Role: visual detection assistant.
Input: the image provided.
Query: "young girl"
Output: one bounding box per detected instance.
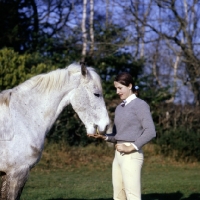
[91,72,156,200]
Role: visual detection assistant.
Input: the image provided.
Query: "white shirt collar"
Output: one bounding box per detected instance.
[121,94,137,106]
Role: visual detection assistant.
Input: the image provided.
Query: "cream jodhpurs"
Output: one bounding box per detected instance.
[112,148,144,200]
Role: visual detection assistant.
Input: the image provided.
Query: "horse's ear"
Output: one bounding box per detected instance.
[80,62,87,76]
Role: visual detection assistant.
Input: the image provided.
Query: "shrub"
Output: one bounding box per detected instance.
[0,48,57,91]
[156,128,200,162]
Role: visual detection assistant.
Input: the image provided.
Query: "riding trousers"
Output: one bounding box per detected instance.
[112,144,144,200]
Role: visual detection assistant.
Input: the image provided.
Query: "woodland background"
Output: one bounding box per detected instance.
[0,0,200,162]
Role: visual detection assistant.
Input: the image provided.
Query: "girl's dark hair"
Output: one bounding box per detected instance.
[114,72,139,97]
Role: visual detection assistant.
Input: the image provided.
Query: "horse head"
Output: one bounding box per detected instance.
[69,62,110,135]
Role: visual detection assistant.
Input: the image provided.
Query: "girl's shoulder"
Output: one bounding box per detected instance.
[132,97,148,104]
[130,98,150,109]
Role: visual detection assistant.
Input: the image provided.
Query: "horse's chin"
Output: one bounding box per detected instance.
[87,131,105,136]
[86,126,106,136]
[86,128,96,136]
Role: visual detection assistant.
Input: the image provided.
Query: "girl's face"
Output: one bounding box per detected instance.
[114,81,133,100]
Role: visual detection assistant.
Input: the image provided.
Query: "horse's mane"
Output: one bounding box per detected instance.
[16,62,102,94]
[0,63,102,106]
[0,89,12,106]
[20,68,69,93]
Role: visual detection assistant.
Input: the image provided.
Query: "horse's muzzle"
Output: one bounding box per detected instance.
[95,124,108,135]
[86,124,108,136]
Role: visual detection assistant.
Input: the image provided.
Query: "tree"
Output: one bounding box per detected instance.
[0,0,38,52]
[128,0,200,105]
[81,0,88,62]
[0,48,56,91]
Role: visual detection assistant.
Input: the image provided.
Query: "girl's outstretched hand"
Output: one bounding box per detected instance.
[87,134,106,140]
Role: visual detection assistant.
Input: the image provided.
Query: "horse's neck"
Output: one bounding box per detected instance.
[11,84,75,137]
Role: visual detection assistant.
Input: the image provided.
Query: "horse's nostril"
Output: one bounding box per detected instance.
[93,124,97,129]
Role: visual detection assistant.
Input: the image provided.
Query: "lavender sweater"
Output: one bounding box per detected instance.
[107,98,156,149]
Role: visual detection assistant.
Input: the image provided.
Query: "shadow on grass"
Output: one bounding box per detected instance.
[47,192,200,200]
[142,191,200,200]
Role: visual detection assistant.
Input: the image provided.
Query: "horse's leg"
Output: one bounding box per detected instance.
[15,169,30,200]
[0,172,8,200]
[6,166,30,200]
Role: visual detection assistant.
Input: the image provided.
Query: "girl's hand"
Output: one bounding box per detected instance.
[87,134,106,140]
[115,143,135,154]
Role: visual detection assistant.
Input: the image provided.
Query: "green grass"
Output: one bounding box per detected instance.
[21,168,113,200]
[141,162,200,200]
[20,154,200,200]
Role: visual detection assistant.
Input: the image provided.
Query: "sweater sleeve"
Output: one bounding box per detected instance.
[106,124,117,143]
[133,100,156,149]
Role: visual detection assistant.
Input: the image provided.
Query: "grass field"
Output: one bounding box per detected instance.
[19,143,200,200]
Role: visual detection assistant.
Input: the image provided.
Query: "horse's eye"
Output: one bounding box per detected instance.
[94,93,100,97]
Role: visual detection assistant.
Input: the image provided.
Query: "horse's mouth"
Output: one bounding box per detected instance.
[87,128,105,136]
[87,125,108,137]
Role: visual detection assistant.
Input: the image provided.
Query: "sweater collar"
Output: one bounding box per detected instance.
[121,94,137,106]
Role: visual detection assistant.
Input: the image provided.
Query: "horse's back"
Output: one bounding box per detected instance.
[0,89,14,140]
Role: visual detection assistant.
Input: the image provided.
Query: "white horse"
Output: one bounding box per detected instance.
[0,62,109,200]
